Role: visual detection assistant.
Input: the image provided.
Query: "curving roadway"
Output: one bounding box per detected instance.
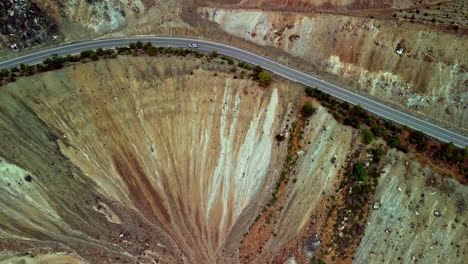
[0,36,466,147]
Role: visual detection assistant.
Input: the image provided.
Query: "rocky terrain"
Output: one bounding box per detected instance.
[0,0,466,134]
[0,0,60,49]
[199,6,468,133]
[206,0,447,10]
[0,53,466,263]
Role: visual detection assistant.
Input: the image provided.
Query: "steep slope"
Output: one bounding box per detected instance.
[206,0,445,10]
[354,150,467,264]
[0,55,301,263]
[0,55,465,263]
[199,8,468,132]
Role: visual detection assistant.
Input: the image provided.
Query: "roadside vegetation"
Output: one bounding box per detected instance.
[304,86,467,182]
[0,41,274,87]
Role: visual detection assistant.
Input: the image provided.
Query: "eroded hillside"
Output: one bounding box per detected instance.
[199,7,468,132]
[0,54,466,263]
[1,0,466,134]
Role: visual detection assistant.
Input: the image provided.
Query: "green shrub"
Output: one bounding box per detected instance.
[238,61,252,70]
[301,102,315,118]
[387,135,400,148]
[344,115,360,129]
[129,42,136,49]
[90,52,99,61]
[143,42,153,50]
[361,128,374,145]
[371,125,384,137]
[252,65,263,79]
[80,50,95,58]
[0,69,9,77]
[96,48,104,56]
[136,41,143,49]
[42,54,66,70]
[353,163,368,182]
[21,64,34,76]
[350,105,367,118]
[436,142,455,162]
[370,147,383,163]
[410,130,426,144]
[257,71,272,86]
[210,51,219,58]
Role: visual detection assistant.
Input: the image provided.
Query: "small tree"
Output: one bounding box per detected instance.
[353,163,368,182]
[410,130,426,144]
[90,52,99,61]
[387,135,400,149]
[344,115,360,129]
[80,50,95,58]
[437,142,455,162]
[136,41,143,49]
[210,51,219,58]
[257,71,272,86]
[129,42,136,49]
[143,42,153,51]
[301,102,315,118]
[371,125,384,137]
[253,65,263,79]
[0,69,9,77]
[96,48,104,56]
[361,128,374,145]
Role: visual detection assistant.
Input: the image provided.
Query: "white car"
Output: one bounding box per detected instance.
[188,43,198,48]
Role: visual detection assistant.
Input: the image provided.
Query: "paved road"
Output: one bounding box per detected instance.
[1,37,466,147]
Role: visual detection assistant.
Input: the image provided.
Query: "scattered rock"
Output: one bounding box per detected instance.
[415,210,420,216]
[433,210,441,217]
[373,201,381,210]
[302,234,321,258]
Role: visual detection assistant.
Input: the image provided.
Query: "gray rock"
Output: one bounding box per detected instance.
[302,234,321,258]
[373,201,381,210]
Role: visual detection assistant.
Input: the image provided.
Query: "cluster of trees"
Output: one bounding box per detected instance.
[436,142,466,164]
[303,86,467,166]
[301,102,315,118]
[250,65,272,86]
[1,41,274,88]
[1,41,278,91]
[220,56,234,65]
[1,47,121,83]
[237,61,253,70]
[124,41,205,58]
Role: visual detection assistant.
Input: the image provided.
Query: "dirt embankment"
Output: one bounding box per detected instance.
[0,54,301,263]
[199,7,468,133]
[204,0,446,10]
[354,150,467,264]
[0,54,466,263]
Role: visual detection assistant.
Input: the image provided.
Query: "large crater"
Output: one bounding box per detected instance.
[0,56,305,262]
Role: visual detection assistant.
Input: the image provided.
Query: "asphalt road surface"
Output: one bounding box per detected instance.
[1,37,466,147]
